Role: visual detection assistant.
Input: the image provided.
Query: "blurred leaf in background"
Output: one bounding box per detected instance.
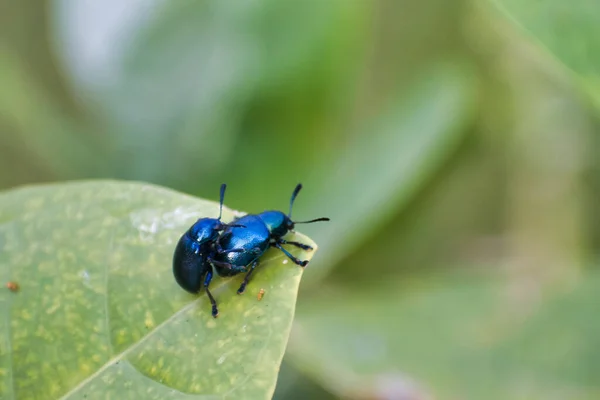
[1,0,599,398]
[491,0,600,110]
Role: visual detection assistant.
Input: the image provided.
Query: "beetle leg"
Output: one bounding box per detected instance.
[237,260,258,295]
[278,239,313,251]
[273,242,308,267]
[209,259,233,270]
[203,270,219,318]
[209,247,244,271]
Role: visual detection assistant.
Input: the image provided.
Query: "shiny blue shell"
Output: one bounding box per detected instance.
[213,215,270,276]
[172,218,222,293]
[172,233,210,293]
[188,218,222,245]
[257,210,292,238]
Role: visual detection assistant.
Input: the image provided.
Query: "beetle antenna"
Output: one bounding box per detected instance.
[294,217,330,224]
[288,183,303,218]
[218,183,226,220]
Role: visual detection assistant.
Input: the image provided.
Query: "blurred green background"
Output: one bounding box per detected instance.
[2,0,600,398]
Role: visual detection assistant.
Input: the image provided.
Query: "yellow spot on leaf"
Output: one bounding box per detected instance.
[145,310,155,329]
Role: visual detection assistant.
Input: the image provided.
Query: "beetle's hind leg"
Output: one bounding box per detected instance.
[237,260,258,295]
[203,270,219,318]
[273,242,309,267]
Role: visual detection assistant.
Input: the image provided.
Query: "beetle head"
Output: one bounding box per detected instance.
[187,183,244,244]
[260,183,330,239]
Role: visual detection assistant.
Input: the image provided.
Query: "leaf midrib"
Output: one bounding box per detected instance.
[57,294,201,399]
[57,249,292,399]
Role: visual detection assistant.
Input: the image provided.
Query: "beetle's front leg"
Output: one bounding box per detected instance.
[278,238,313,251]
[272,242,308,267]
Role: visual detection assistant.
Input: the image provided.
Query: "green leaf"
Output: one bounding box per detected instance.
[50,0,363,187]
[288,269,600,399]
[489,0,600,109]
[0,181,315,399]
[54,1,264,184]
[296,63,477,285]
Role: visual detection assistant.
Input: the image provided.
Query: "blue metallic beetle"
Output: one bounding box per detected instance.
[213,183,330,295]
[172,184,244,317]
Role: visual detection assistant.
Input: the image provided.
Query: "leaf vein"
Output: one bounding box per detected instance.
[104,235,114,356]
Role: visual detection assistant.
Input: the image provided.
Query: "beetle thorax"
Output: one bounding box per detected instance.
[188,218,221,244]
[258,211,294,238]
